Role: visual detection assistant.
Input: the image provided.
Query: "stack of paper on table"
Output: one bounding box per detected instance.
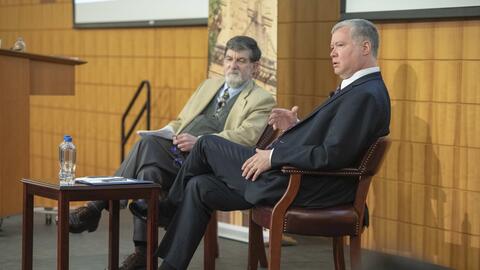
[74,176,154,186]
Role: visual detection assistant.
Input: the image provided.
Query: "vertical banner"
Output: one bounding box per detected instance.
[207,0,277,233]
[208,0,277,95]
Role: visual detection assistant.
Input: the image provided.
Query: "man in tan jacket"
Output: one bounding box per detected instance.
[68,35,276,270]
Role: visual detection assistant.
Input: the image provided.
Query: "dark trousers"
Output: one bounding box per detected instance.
[158,135,255,270]
[91,135,180,243]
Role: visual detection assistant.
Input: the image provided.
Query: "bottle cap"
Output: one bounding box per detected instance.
[64,135,72,142]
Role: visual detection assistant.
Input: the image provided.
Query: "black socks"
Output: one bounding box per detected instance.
[134,241,147,255]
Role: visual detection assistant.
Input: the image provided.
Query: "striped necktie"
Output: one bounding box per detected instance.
[215,88,230,117]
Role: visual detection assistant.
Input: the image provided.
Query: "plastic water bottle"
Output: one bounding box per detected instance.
[59,135,76,185]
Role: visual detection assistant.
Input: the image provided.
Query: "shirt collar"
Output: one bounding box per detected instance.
[340,67,380,90]
[220,80,250,99]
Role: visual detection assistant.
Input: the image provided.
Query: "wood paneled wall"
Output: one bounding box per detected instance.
[1,0,479,269]
[370,20,480,270]
[278,0,480,269]
[0,0,208,205]
[277,0,339,113]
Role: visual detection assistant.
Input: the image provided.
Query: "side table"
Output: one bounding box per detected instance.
[21,179,161,270]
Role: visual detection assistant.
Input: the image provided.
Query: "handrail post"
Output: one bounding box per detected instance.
[121,80,151,162]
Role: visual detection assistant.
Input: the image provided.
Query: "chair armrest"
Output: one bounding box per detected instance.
[274,166,364,211]
[269,166,367,223]
[268,170,302,223]
[281,166,366,177]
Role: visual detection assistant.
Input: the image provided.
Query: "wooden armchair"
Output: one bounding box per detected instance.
[203,125,280,269]
[248,136,391,270]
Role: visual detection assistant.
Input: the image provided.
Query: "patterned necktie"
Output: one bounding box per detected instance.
[215,88,230,117]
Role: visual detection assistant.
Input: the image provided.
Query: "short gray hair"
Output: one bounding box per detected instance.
[224,36,262,62]
[332,19,379,58]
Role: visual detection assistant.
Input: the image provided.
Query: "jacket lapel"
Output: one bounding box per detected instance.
[178,79,224,133]
[225,79,255,125]
[192,79,224,116]
[282,72,382,135]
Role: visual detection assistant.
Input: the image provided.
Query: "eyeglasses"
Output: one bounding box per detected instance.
[170,145,185,168]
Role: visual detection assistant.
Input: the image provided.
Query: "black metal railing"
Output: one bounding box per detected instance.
[121,80,151,162]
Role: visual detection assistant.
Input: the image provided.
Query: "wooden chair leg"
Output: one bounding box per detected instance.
[332,237,345,270]
[267,222,283,270]
[248,214,267,270]
[203,213,218,270]
[213,215,219,258]
[349,236,362,270]
[258,235,268,268]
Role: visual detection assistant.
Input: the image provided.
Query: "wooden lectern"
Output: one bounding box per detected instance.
[0,49,86,218]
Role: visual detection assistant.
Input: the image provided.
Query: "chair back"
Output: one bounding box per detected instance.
[358,136,390,176]
[255,124,282,149]
[353,136,390,219]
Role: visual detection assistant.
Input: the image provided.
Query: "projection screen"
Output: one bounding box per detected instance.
[341,0,480,20]
[73,0,209,28]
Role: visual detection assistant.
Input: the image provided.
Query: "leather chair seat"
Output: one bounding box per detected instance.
[252,205,359,237]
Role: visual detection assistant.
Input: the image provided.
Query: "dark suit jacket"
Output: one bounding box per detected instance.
[245,72,391,208]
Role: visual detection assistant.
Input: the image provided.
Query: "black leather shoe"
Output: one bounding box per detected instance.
[129,199,173,228]
[129,199,149,222]
[119,251,146,270]
[69,205,101,233]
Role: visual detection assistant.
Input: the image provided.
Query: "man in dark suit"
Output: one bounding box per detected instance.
[145,18,390,270]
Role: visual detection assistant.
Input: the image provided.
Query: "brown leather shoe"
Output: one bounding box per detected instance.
[119,251,146,270]
[69,205,101,233]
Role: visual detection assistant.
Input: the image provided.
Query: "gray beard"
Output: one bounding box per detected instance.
[225,74,246,88]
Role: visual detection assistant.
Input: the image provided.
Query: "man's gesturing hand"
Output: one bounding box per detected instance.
[268,106,299,131]
[173,133,198,152]
[241,149,272,181]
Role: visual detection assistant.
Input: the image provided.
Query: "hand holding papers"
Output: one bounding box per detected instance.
[137,125,175,139]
